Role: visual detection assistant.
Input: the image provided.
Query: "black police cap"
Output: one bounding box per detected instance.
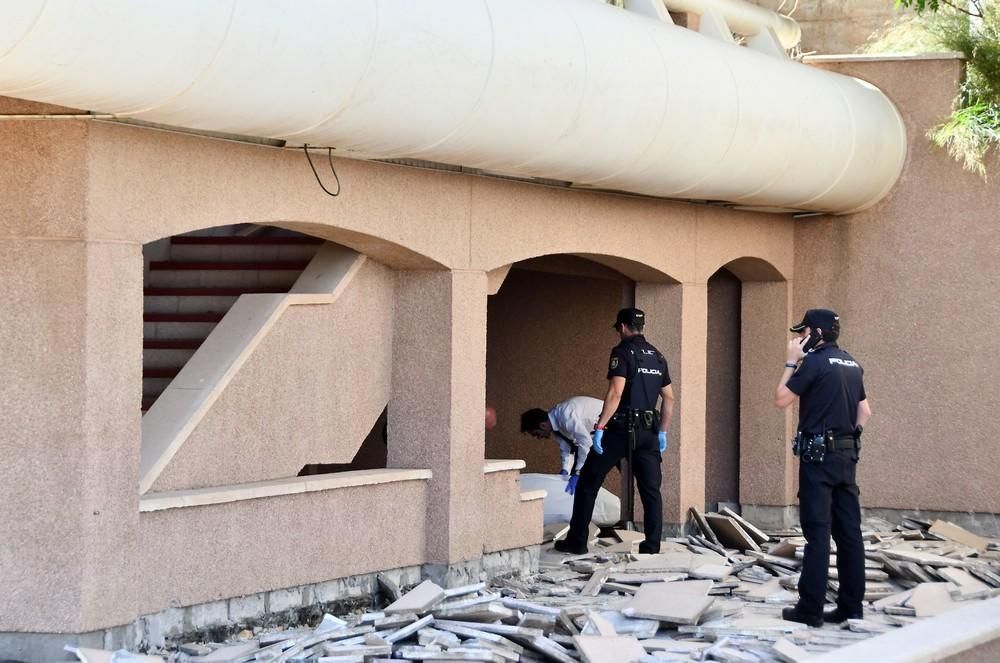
[790,308,840,334]
[614,307,645,329]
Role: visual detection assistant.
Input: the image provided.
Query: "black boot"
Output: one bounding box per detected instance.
[782,606,823,627]
[823,607,863,623]
[553,539,587,555]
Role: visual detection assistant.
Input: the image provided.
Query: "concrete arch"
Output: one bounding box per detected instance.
[720,256,788,282]
[140,220,445,271]
[703,257,796,511]
[486,250,680,287]
[703,254,791,284]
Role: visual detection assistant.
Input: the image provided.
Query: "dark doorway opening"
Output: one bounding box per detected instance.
[706,267,741,509]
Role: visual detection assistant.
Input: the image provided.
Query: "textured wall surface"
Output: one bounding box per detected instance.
[138,481,429,614]
[482,471,545,554]
[801,56,999,513]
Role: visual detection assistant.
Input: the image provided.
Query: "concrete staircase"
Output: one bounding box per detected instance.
[142,231,324,413]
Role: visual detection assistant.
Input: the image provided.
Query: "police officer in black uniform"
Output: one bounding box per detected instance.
[554,307,675,555]
[775,309,871,627]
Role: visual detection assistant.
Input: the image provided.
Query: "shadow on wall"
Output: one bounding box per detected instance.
[299,406,389,475]
[485,255,634,495]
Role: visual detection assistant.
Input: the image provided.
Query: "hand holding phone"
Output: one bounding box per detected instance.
[801,328,822,354]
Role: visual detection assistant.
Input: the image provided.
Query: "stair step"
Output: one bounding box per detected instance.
[143,339,204,350]
[143,312,225,323]
[143,367,181,379]
[171,236,324,245]
[149,261,310,271]
[143,287,287,296]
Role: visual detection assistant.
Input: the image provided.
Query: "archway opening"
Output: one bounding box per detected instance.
[706,267,742,510]
[485,255,635,512]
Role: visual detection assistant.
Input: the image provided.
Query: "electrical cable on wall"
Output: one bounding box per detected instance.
[303,144,341,197]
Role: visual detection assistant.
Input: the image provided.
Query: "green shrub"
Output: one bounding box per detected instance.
[864,2,1000,176]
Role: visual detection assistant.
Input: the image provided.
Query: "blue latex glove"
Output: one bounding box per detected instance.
[559,469,569,478]
[565,475,579,495]
[658,431,668,453]
[591,429,604,455]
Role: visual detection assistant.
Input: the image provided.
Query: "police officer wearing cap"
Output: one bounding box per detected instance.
[775,308,872,627]
[554,307,675,555]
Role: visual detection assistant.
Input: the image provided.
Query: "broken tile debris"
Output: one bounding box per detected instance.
[96,511,999,662]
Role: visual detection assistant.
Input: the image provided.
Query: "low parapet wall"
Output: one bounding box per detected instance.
[812,596,1000,662]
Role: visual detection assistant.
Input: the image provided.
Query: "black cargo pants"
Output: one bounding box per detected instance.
[796,448,865,617]
[564,426,663,554]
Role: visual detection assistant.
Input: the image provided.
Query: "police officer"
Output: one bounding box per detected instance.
[775,309,871,627]
[520,396,603,495]
[554,307,675,555]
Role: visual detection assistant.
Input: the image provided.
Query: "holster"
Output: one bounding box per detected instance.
[793,432,827,463]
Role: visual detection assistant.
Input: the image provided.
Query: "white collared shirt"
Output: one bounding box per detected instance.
[548,396,603,475]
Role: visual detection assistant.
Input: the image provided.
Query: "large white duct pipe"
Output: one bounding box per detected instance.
[0,0,906,214]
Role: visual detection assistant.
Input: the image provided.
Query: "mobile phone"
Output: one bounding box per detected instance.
[801,328,822,353]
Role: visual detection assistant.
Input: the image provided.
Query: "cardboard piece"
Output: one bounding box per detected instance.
[581,567,610,596]
[384,580,446,615]
[689,507,721,546]
[585,611,617,637]
[904,582,960,617]
[929,520,990,553]
[689,563,733,581]
[621,580,715,624]
[572,635,647,663]
[937,567,993,600]
[721,506,770,544]
[614,529,646,545]
[704,514,762,552]
[772,638,813,662]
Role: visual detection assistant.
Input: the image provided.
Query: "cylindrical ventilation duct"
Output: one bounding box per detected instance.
[0,0,906,214]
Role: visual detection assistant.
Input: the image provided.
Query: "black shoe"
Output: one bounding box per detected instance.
[553,539,587,555]
[823,607,863,623]
[782,606,823,627]
[637,544,660,554]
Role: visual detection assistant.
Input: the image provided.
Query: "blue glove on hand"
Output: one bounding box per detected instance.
[559,469,569,477]
[591,429,604,455]
[658,431,668,453]
[565,475,579,495]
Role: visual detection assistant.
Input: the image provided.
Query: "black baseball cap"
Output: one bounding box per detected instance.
[790,308,840,334]
[614,307,645,329]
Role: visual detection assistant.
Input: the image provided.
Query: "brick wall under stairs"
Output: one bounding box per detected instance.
[142,232,324,413]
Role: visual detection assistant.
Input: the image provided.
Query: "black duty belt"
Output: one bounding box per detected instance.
[608,409,658,430]
[827,435,860,450]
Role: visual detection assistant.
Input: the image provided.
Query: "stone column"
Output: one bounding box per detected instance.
[389,270,487,565]
[0,240,143,640]
[636,281,707,534]
[740,281,797,515]
[0,119,142,653]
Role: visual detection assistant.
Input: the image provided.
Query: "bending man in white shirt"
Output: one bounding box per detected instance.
[520,395,603,495]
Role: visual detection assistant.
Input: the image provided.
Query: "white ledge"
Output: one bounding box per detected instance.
[483,459,527,474]
[140,468,432,512]
[520,490,547,502]
[811,596,1000,662]
[804,52,964,64]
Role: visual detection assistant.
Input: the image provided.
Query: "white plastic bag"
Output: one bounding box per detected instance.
[519,473,621,526]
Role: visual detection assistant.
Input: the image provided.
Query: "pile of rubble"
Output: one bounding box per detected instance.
[67,511,1000,663]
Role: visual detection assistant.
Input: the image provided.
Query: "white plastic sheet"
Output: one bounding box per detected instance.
[520,473,621,526]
